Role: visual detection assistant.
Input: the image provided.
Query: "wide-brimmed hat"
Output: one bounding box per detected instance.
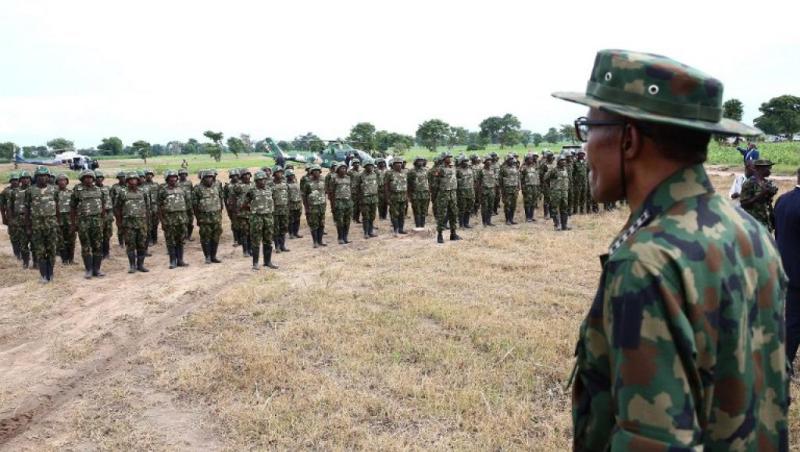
[552,49,761,136]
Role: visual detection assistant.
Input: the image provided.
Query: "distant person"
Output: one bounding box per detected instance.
[180,159,188,169]
[737,141,759,163]
[740,159,779,232]
[775,168,800,368]
[728,161,754,203]
[553,49,787,450]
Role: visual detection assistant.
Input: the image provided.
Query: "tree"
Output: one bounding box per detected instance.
[416,119,451,152]
[292,133,325,152]
[498,113,522,148]
[0,142,17,161]
[277,140,291,151]
[239,134,254,153]
[447,126,469,149]
[559,124,577,144]
[374,130,415,155]
[203,131,224,162]
[166,141,184,155]
[226,137,246,158]
[544,128,560,144]
[184,138,201,155]
[532,133,544,146]
[46,138,74,152]
[519,130,532,147]
[132,140,151,164]
[97,137,124,156]
[479,116,503,144]
[754,95,800,140]
[722,99,744,121]
[348,122,376,152]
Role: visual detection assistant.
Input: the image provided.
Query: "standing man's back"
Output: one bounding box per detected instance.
[775,168,800,369]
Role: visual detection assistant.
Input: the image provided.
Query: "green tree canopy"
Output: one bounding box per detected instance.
[0,142,18,161]
[292,133,325,152]
[416,119,451,152]
[226,137,245,158]
[532,133,544,146]
[722,99,744,121]
[559,124,576,144]
[498,114,521,148]
[132,140,151,164]
[374,130,414,155]
[97,136,124,155]
[479,116,503,144]
[46,137,74,152]
[754,95,800,140]
[544,127,560,144]
[348,122,376,152]
[239,134,254,153]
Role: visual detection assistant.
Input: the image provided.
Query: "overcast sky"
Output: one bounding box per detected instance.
[1,0,798,148]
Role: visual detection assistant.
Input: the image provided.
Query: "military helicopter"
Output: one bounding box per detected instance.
[264,138,375,168]
[14,149,99,170]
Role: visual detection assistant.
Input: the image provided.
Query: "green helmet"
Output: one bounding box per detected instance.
[414,157,426,163]
[144,168,154,175]
[116,171,126,178]
[94,170,105,178]
[165,170,178,178]
[229,169,240,177]
[18,170,31,179]
[56,173,68,181]
[199,170,208,179]
[80,169,96,180]
[208,169,218,176]
[178,168,188,175]
[35,166,50,176]
[125,172,139,181]
[272,165,283,173]
[392,157,405,164]
[336,162,348,171]
[375,158,386,164]
[363,161,375,167]
[309,164,322,172]
[7,172,19,182]
[557,154,567,161]
[137,170,146,177]
[285,169,295,177]
[254,171,268,181]
[351,158,360,164]
[240,168,252,176]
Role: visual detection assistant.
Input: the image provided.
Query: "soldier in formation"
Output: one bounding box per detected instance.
[193,169,224,263]
[55,174,76,265]
[358,161,379,238]
[233,169,254,257]
[177,168,194,241]
[115,172,150,273]
[71,170,108,278]
[433,153,460,243]
[545,154,571,231]
[520,153,540,222]
[25,167,60,282]
[0,173,20,259]
[94,170,113,258]
[10,171,33,268]
[375,158,389,220]
[331,163,353,244]
[110,171,127,247]
[385,157,408,237]
[348,159,362,224]
[271,166,290,252]
[456,156,475,228]
[158,170,190,269]
[285,169,303,239]
[302,165,327,248]
[498,155,521,225]
[408,157,430,229]
[242,171,278,270]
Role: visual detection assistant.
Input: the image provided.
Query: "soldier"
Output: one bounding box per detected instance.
[233,169,254,256]
[470,155,482,215]
[10,171,32,267]
[71,170,108,278]
[94,170,113,258]
[489,152,501,215]
[110,171,128,247]
[428,156,441,221]
[572,149,589,214]
[433,153,460,243]
[143,169,159,245]
[564,151,575,215]
[475,158,496,227]
[456,157,475,228]
[545,154,571,231]
[384,157,408,237]
[740,159,779,232]
[178,168,195,241]
[408,157,430,229]
[520,153,540,222]
[115,172,149,273]
[302,165,327,248]
[539,150,554,214]
[55,174,76,265]
[25,167,60,283]
[1,173,20,259]
[375,158,389,220]
[193,170,224,264]
[285,170,304,239]
[242,171,278,271]
[348,159,362,224]
[223,169,240,246]
[554,49,787,449]
[358,161,379,238]
[498,155,521,225]
[158,170,189,269]
[271,166,290,252]
[324,164,337,215]
[330,163,353,244]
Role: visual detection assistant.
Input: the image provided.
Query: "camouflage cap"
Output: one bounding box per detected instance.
[552,49,761,136]
[80,169,95,179]
[753,159,774,167]
[116,171,126,178]
[94,170,105,178]
[35,166,50,176]
[254,171,268,180]
[18,170,31,179]
[56,173,68,181]
[8,172,19,181]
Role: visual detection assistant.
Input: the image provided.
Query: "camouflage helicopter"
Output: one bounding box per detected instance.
[264,138,375,168]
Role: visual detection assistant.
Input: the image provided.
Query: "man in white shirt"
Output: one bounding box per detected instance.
[729,162,753,203]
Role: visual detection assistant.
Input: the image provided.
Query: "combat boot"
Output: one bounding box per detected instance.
[46,259,54,282]
[337,226,344,244]
[280,235,289,252]
[450,229,461,241]
[201,242,211,264]
[168,246,177,269]
[242,237,250,257]
[22,253,29,269]
[93,254,105,277]
[463,213,472,229]
[136,252,149,272]
[38,259,48,284]
[343,228,350,244]
[312,229,319,248]
[363,222,369,239]
[294,221,303,238]
[177,245,189,267]
[318,228,327,246]
[210,241,222,263]
[83,255,93,279]
[102,239,110,259]
[127,252,137,273]
[263,243,278,269]
[368,221,377,238]
[187,224,194,241]
[274,239,282,253]
[437,230,444,244]
[392,219,398,237]
[509,210,517,225]
[561,213,571,231]
[552,215,561,231]
[251,244,260,271]
[398,218,407,235]
[531,208,537,222]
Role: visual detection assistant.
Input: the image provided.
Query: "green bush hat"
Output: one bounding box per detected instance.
[552,49,761,136]
[753,159,774,167]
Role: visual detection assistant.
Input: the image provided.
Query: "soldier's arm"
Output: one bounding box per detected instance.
[23,189,32,230]
[738,181,758,208]
[69,191,79,230]
[114,195,123,226]
[0,192,7,225]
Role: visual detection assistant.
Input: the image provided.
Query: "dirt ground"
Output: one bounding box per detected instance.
[0,172,798,450]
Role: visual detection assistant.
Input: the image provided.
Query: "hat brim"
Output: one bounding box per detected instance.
[552,91,762,137]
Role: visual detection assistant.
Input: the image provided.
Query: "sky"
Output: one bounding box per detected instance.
[1,0,798,149]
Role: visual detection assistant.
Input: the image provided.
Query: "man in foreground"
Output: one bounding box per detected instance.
[775,168,800,370]
[553,49,787,450]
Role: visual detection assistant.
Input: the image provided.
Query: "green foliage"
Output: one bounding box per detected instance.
[532,133,544,146]
[22,146,48,158]
[754,95,800,139]
[559,124,576,144]
[519,130,532,146]
[46,137,74,152]
[375,130,414,155]
[132,140,151,164]
[292,133,325,152]
[498,114,521,148]
[416,119,451,152]
[544,128,560,144]
[205,143,222,162]
[479,116,503,144]
[722,99,744,121]
[348,122,376,151]
[203,130,224,144]
[97,137,124,156]
[184,138,201,155]
[0,142,17,161]
[276,140,291,151]
[226,137,246,158]
[239,134,254,153]
[449,127,470,148]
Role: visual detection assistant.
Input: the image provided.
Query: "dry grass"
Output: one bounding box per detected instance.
[1,172,799,450]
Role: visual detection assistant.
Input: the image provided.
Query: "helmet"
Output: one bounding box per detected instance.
[577,148,586,155]
[285,169,295,177]
[56,173,68,181]
[144,168,154,175]
[351,158,361,165]
[178,168,188,175]
[392,157,405,164]
[309,164,322,172]
[240,168,252,176]
[7,172,19,182]
[272,165,283,173]
[18,170,31,179]
[337,163,348,171]
[254,171,268,181]
[414,157,425,163]
[137,170,146,177]
[375,158,385,164]
[35,166,50,176]
[229,169,240,177]
[165,170,178,178]
[490,152,498,158]
[116,171,126,178]
[442,152,453,159]
[94,170,105,178]
[363,161,375,167]
[80,169,96,180]
[208,169,218,176]
[557,154,567,162]
[125,172,139,181]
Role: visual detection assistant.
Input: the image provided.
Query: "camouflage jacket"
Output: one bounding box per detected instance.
[572,160,588,187]
[456,167,475,194]
[70,184,107,217]
[25,184,59,221]
[740,176,776,232]
[178,180,194,210]
[408,168,430,198]
[520,164,540,187]
[192,183,223,214]
[358,171,379,198]
[572,164,787,451]
[115,188,148,219]
[545,167,570,193]
[55,187,72,215]
[348,169,361,197]
[158,185,188,213]
[498,165,520,190]
[0,185,15,218]
[110,183,127,208]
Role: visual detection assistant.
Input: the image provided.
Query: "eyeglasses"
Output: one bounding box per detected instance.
[574,117,626,143]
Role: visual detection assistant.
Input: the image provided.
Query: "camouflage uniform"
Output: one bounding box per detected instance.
[223,169,240,246]
[553,49,787,451]
[572,154,589,214]
[115,174,150,272]
[158,172,189,268]
[545,158,570,231]
[538,154,554,214]
[302,166,327,247]
[25,170,59,282]
[433,158,460,242]
[470,157,482,215]
[71,172,108,278]
[1,175,21,259]
[358,165,379,238]
[10,175,32,267]
[456,161,475,228]
[520,157,540,222]
[348,162,362,223]
[110,173,128,246]
[408,159,430,228]
[332,167,353,244]
[324,167,337,215]
[427,157,441,220]
[193,171,224,263]
[95,171,114,258]
[476,161,497,227]
[233,173,254,256]
[177,169,194,240]
[271,170,290,252]
[143,171,159,245]
[385,162,408,236]
[740,169,778,232]
[55,176,76,264]
[498,158,521,224]
[245,172,278,269]
[286,171,303,239]
[375,160,388,220]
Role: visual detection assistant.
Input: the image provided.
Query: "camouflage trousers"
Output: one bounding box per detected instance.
[334,199,353,230]
[458,190,474,216]
[123,217,148,253]
[103,214,113,244]
[11,217,31,261]
[162,211,187,248]
[289,203,302,228]
[473,194,480,215]
[549,188,569,217]
[197,211,223,243]
[273,207,288,240]
[352,194,361,222]
[306,204,326,231]
[149,212,159,242]
[250,213,274,247]
[411,193,429,221]
[480,189,495,219]
[58,215,75,256]
[78,215,103,258]
[388,193,407,223]
[567,185,574,213]
[493,187,501,213]
[572,183,588,213]
[238,215,250,246]
[31,216,59,264]
[378,195,388,219]
[361,195,377,224]
[541,183,551,209]
[435,190,458,232]
[522,185,540,209]
[502,188,519,217]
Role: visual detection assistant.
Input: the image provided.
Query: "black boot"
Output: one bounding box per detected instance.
[294,222,303,238]
[251,244,260,271]
[93,255,105,277]
[561,213,571,231]
[210,241,222,263]
[450,229,462,241]
[274,239,282,253]
[368,220,377,237]
[509,209,517,225]
[202,242,211,264]
[46,259,54,281]
[552,214,561,231]
[187,224,194,241]
[263,243,278,269]
[102,239,110,258]
[318,228,327,246]
[398,218,406,234]
[233,228,240,247]
[118,235,124,247]
[38,259,48,284]
[242,237,250,257]
[83,255,93,279]
[392,219,398,237]
[342,226,350,244]
[437,230,444,244]
[137,251,149,272]
[12,242,21,260]
[127,252,136,273]
[420,214,426,227]
[463,213,472,229]
[363,222,369,239]
[312,229,319,248]
[22,253,29,269]
[168,246,177,269]
[280,235,289,252]
[177,245,189,267]
[337,226,344,245]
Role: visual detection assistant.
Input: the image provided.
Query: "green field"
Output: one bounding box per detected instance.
[3,141,799,182]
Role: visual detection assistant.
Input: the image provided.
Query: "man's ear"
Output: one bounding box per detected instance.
[622,122,643,160]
